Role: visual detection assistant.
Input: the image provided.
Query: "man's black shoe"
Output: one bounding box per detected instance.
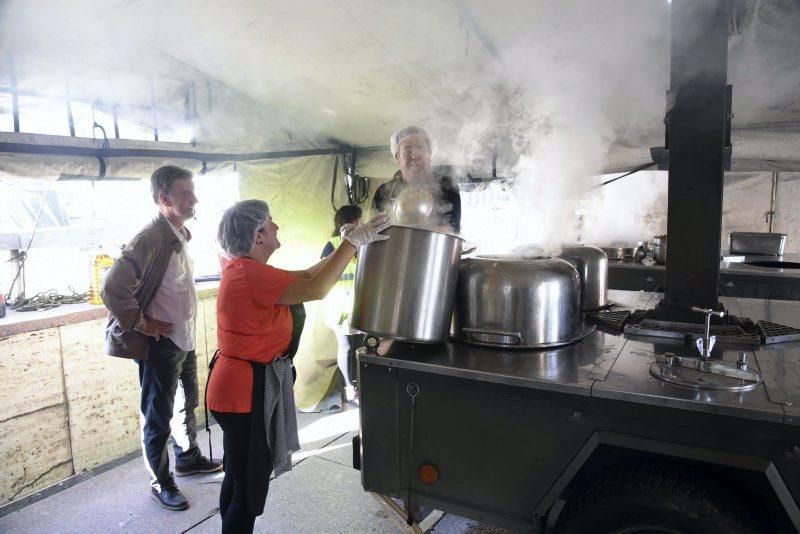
[175,456,223,477]
[151,478,189,511]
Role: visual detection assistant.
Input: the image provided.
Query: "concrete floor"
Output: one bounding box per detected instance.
[0,406,512,534]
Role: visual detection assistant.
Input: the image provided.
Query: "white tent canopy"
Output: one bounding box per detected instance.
[2,0,800,432]
[2,0,799,174]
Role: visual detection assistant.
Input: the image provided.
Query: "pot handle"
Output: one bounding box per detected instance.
[459,239,478,256]
[461,327,523,346]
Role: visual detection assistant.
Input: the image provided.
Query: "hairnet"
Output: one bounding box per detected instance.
[217,199,270,257]
[389,126,433,156]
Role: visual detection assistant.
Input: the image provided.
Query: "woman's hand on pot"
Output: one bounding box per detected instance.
[339,223,356,240]
[344,212,390,247]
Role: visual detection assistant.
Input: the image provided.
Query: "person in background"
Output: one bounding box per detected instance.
[321,205,365,403]
[207,200,389,533]
[372,125,462,233]
[101,165,222,512]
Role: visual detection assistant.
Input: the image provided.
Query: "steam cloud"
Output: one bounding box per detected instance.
[433,1,670,256]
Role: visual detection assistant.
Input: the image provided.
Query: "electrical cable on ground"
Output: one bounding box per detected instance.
[11,287,88,312]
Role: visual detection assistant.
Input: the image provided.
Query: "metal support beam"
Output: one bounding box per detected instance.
[149,75,159,142]
[661,0,730,320]
[8,54,20,133]
[0,141,344,163]
[766,171,778,233]
[112,105,120,139]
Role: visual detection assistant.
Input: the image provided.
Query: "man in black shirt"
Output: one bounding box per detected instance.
[371,126,461,233]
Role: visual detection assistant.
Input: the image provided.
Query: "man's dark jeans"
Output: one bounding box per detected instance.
[137,337,202,488]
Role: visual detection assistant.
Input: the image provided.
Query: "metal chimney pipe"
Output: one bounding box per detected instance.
[660,0,731,321]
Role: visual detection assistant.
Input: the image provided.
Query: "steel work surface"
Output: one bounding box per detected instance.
[361,290,800,425]
[608,253,800,300]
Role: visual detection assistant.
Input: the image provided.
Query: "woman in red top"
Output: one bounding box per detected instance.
[208,199,388,533]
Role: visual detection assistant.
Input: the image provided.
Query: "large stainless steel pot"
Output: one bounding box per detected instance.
[559,245,608,311]
[452,256,582,348]
[351,225,462,343]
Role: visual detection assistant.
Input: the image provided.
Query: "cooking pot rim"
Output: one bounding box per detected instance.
[387,223,465,240]
[560,243,606,251]
[474,254,550,261]
[603,240,647,248]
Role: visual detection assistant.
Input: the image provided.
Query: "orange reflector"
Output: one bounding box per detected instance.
[418,463,439,485]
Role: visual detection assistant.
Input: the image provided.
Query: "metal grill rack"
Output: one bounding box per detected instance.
[584,309,631,332]
[758,321,800,344]
[624,319,762,345]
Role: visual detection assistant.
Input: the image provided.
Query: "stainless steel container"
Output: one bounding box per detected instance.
[600,242,647,261]
[351,225,462,343]
[728,232,787,256]
[559,245,608,311]
[452,256,582,348]
[652,235,667,265]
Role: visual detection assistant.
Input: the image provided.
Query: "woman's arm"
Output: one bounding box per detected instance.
[285,254,332,280]
[277,242,356,304]
[277,213,389,304]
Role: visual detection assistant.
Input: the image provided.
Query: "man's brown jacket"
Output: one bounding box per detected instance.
[101,213,190,360]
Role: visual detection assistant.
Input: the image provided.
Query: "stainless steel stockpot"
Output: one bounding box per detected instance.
[350,225,462,343]
[559,245,608,311]
[452,256,582,349]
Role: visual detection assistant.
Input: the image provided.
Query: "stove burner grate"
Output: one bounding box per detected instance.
[624,319,762,345]
[585,309,631,332]
[757,321,800,344]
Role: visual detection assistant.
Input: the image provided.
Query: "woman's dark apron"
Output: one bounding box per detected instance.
[207,303,306,516]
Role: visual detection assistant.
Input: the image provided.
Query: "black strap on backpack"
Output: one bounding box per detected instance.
[286,303,306,360]
[287,303,306,384]
[204,350,220,461]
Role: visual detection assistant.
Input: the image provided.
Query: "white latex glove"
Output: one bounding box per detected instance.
[343,212,391,247]
[339,223,356,240]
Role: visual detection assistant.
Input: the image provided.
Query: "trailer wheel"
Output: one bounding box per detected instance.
[553,462,764,534]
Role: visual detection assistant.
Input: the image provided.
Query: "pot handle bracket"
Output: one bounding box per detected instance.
[462,327,523,346]
[362,335,380,355]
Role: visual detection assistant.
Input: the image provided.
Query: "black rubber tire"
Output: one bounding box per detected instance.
[553,462,765,534]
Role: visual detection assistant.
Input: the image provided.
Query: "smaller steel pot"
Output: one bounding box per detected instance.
[559,245,608,311]
[600,242,647,262]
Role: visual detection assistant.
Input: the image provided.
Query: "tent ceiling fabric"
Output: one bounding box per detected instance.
[1,0,799,171]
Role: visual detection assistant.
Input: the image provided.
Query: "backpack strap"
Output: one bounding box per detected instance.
[204,349,220,461]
